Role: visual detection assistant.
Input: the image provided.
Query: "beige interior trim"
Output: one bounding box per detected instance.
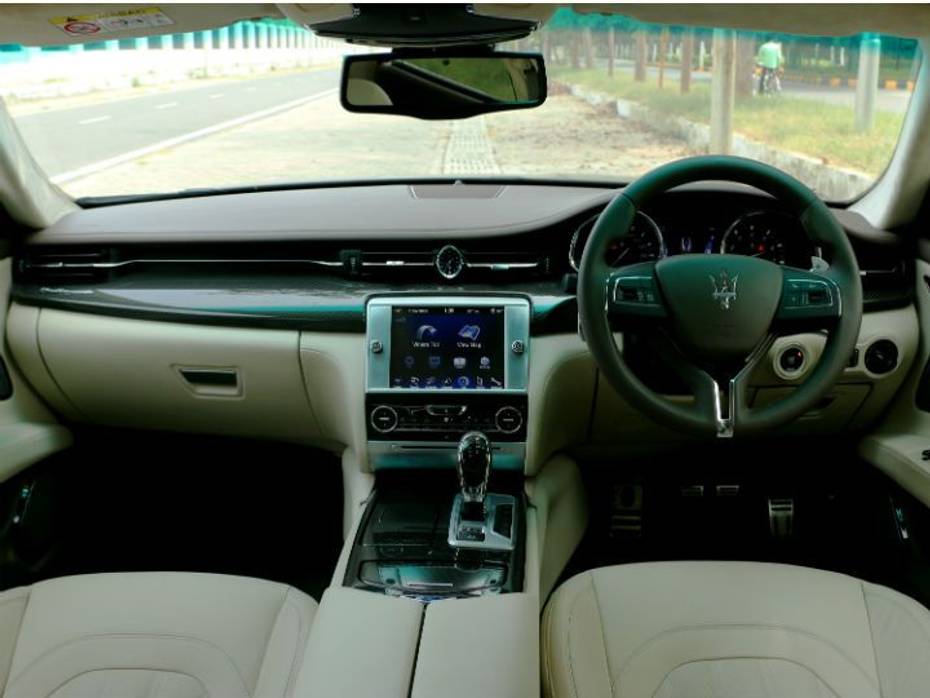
[0,266,71,480]
[859,259,930,505]
[525,454,588,605]
[525,333,597,475]
[412,593,540,698]
[295,587,422,698]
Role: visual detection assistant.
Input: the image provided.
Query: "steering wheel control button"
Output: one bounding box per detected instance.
[778,346,805,374]
[610,268,665,318]
[865,340,899,375]
[495,406,523,434]
[510,340,525,355]
[779,274,840,320]
[370,405,398,433]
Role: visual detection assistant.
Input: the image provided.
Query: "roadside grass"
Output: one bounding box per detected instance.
[552,68,906,176]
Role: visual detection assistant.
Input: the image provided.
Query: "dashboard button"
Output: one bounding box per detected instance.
[495,406,523,434]
[370,405,398,433]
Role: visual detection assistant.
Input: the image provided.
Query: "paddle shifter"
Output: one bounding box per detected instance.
[448,431,516,551]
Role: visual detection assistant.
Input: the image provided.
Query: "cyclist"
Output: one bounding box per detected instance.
[756,37,784,95]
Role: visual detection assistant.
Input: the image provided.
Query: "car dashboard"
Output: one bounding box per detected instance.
[7,181,918,475]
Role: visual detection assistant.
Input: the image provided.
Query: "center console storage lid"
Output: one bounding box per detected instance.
[295,587,422,698]
[412,593,539,698]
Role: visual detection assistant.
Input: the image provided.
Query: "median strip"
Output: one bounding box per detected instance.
[51,88,337,185]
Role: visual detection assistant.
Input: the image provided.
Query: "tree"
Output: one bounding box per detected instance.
[736,34,756,98]
[634,30,648,81]
[680,29,694,93]
[607,26,615,77]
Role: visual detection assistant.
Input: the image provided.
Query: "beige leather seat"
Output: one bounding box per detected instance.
[543,561,930,698]
[0,572,317,698]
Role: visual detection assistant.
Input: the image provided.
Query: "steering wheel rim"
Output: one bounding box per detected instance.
[578,155,862,438]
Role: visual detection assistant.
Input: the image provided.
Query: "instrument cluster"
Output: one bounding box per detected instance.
[569,208,817,270]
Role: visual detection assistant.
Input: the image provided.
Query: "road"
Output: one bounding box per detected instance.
[13,69,339,179]
[608,59,909,113]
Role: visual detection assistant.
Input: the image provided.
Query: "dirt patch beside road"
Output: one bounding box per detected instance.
[486,95,693,179]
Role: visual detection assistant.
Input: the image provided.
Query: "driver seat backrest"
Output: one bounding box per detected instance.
[0,572,317,698]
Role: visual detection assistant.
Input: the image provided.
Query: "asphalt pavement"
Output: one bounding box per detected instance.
[13,69,339,178]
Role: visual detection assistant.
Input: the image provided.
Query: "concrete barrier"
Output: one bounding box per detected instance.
[0,24,349,101]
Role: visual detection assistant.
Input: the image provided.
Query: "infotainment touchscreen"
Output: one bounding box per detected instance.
[389,306,505,389]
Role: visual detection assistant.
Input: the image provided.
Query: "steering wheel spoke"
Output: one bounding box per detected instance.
[775,265,842,327]
[606,262,667,321]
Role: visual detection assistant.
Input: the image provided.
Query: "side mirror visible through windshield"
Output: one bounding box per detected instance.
[340,51,547,120]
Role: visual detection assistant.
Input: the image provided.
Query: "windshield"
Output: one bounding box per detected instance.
[2,10,920,202]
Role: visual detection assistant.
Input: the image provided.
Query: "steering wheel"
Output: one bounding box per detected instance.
[578,156,862,438]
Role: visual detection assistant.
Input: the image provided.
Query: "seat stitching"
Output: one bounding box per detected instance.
[254,584,290,697]
[7,632,251,695]
[612,621,879,690]
[0,588,31,695]
[280,589,307,698]
[42,667,209,698]
[563,575,589,698]
[860,581,885,698]
[647,656,841,698]
[589,573,615,698]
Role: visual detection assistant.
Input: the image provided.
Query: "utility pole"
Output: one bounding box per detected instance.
[710,29,737,154]
[855,33,881,132]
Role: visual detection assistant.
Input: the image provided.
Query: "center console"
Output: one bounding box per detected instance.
[350,295,531,600]
[365,296,530,471]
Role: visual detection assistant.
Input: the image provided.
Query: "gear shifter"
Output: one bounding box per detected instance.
[448,431,515,551]
[457,431,491,521]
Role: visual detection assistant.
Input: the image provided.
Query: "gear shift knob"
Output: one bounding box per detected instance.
[457,431,491,504]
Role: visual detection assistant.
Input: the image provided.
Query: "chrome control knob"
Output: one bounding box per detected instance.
[370,405,398,433]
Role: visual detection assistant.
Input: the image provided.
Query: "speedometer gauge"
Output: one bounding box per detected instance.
[569,212,666,271]
[721,210,798,265]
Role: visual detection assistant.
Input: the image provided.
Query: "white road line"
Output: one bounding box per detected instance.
[51,88,337,185]
[155,102,179,110]
[209,93,224,99]
[78,115,110,125]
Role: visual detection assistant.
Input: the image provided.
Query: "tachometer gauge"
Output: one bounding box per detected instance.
[720,210,796,265]
[569,212,666,271]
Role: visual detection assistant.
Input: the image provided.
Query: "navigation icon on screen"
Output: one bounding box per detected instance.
[458,325,481,341]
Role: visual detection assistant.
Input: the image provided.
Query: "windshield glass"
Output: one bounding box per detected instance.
[2,10,920,202]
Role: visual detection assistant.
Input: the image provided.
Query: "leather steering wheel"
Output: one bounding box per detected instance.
[578,156,862,438]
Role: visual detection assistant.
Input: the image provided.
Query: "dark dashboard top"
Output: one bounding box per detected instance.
[13,182,912,334]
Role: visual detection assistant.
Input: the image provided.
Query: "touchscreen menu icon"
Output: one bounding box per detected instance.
[458,325,481,341]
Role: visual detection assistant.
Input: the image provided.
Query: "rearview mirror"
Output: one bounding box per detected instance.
[341,51,547,120]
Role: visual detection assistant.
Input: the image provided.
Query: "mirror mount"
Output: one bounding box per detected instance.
[340,49,547,120]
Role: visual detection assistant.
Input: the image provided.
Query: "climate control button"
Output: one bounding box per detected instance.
[370,405,399,433]
[495,406,523,434]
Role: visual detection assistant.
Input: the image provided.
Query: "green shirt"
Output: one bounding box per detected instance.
[757,42,784,69]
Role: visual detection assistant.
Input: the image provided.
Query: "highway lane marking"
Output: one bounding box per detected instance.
[155,102,179,110]
[51,88,337,185]
[209,93,225,99]
[78,115,110,125]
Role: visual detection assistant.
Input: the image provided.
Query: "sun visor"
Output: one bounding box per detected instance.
[302,3,544,47]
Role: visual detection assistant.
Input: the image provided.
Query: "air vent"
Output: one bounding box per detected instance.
[16,249,113,283]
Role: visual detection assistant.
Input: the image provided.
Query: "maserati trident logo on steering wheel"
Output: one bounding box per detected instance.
[710,270,739,310]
